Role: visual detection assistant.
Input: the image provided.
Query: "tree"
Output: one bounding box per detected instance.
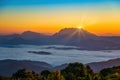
[100,66,120,80]
[12,69,40,80]
[61,62,87,80]
[0,76,10,80]
[86,65,94,76]
[46,70,65,80]
[41,70,51,80]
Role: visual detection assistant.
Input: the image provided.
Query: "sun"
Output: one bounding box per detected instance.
[77,26,83,29]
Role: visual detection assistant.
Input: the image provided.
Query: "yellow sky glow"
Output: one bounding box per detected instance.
[0,4,120,36]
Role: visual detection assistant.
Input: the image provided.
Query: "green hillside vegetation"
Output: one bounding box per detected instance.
[100,66,120,80]
[0,62,120,80]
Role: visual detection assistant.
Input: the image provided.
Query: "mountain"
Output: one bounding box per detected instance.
[0,31,50,45]
[0,60,52,76]
[0,34,20,40]
[52,28,120,50]
[21,31,49,40]
[0,28,120,50]
[53,28,97,39]
[20,31,51,45]
[87,58,120,73]
[0,59,68,76]
[0,34,24,45]
[52,28,98,45]
[101,36,120,44]
[0,58,120,76]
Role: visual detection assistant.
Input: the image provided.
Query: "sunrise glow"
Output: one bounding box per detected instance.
[0,0,120,36]
[77,26,83,29]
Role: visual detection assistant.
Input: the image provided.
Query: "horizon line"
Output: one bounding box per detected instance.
[0,28,120,36]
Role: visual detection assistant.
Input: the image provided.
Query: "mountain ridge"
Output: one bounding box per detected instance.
[0,58,120,76]
[0,28,120,50]
[21,31,49,40]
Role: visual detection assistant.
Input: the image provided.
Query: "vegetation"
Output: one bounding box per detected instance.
[100,66,120,80]
[61,63,94,80]
[12,68,40,80]
[0,76,10,80]
[0,63,120,80]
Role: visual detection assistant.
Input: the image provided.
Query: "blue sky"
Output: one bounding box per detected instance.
[0,0,120,6]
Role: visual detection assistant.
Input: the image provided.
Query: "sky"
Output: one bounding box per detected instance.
[0,0,120,36]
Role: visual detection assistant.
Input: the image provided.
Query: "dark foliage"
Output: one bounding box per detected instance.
[0,63,120,80]
[100,66,120,80]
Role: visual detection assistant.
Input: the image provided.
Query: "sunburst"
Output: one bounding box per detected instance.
[77,26,83,29]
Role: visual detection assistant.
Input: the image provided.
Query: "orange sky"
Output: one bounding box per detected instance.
[0,2,120,36]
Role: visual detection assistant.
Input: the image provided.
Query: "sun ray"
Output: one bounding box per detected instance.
[77,26,84,29]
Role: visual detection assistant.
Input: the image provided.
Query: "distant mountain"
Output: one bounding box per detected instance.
[0,34,24,45]
[0,31,50,45]
[53,28,97,39]
[88,58,120,73]
[0,28,120,50]
[0,34,20,40]
[21,31,49,40]
[101,36,120,44]
[52,28,120,50]
[0,60,52,76]
[52,28,98,45]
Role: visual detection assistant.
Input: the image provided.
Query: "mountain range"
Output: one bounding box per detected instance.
[0,58,120,76]
[0,28,120,50]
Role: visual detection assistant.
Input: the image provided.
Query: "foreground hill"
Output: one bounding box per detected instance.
[0,61,120,80]
[0,58,120,76]
[88,58,120,73]
[0,60,52,76]
[0,28,120,50]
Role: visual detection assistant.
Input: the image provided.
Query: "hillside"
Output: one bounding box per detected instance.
[88,58,120,73]
[0,58,120,76]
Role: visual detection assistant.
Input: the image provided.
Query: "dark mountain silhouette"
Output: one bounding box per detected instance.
[52,28,120,50]
[52,28,98,45]
[88,58,120,72]
[53,28,97,39]
[21,31,49,40]
[0,34,20,40]
[20,31,51,45]
[0,34,23,45]
[0,60,52,76]
[0,58,120,76]
[0,28,120,50]
[0,31,50,45]
[101,36,120,44]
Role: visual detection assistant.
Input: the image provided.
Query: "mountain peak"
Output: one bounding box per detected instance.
[22,31,40,35]
[21,31,48,39]
[53,28,97,39]
[58,28,88,34]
